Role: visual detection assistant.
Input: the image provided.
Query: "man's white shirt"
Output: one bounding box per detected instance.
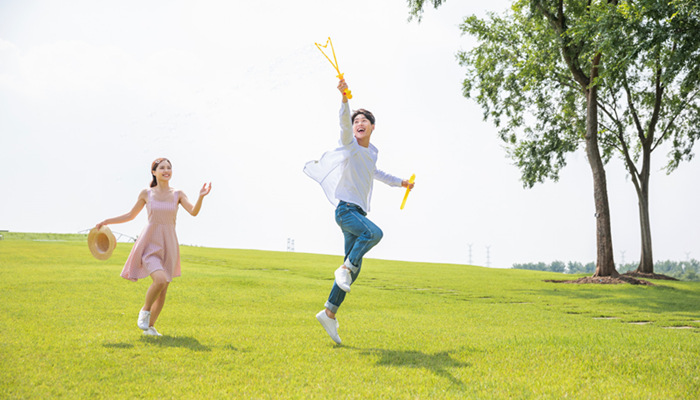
[304,101,402,213]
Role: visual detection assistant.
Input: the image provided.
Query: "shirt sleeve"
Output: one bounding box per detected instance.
[374,169,403,187]
[339,101,354,146]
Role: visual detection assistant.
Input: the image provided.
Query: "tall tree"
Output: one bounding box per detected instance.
[575,0,700,273]
[528,0,618,277]
[409,0,700,275]
[409,0,618,275]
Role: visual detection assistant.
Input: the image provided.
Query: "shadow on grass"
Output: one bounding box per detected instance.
[350,347,469,385]
[139,335,212,352]
[102,342,134,349]
[535,281,700,317]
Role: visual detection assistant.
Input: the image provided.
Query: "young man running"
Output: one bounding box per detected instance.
[304,78,415,344]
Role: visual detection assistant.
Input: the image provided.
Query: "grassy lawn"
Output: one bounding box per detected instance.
[1,232,699,399]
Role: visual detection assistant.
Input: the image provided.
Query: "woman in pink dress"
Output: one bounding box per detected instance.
[96,158,211,336]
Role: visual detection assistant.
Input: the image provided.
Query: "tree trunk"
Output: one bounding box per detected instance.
[585,55,618,277]
[635,154,654,273]
[619,72,658,275]
[636,192,654,273]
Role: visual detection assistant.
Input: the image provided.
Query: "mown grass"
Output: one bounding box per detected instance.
[1,232,699,399]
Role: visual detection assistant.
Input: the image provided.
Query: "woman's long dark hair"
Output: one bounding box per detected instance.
[150,158,171,187]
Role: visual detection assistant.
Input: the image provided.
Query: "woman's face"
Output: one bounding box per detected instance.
[152,160,172,182]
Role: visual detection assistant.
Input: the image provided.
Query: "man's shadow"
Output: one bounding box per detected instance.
[350,347,470,385]
[138,335,212,352]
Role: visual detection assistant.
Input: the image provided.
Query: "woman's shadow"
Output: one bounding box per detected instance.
[138,335,212,351]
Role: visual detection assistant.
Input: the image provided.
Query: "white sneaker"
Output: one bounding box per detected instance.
[137,310,151,331]
[334,266,352,292]
[143,326,162,336]
[316,310,341,344]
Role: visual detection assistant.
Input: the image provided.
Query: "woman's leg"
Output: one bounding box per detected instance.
[148,282,169,327]
[143,270,169,312]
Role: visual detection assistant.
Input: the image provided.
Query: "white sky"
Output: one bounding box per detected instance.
[1,0,698,268]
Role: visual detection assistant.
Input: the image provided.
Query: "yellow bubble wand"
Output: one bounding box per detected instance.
[400,174,416,210]
[314,37,352,99]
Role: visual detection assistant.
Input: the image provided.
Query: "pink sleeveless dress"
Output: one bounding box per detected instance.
[121,188,181,282]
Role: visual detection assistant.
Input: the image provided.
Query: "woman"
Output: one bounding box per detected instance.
[96,158,211,336]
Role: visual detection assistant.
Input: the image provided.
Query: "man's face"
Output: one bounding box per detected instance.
[353,114,374,142]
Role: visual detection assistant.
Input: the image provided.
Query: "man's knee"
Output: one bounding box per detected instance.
[369,226,383,244]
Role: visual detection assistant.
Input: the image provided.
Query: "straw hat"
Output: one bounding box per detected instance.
[88,225,116,260]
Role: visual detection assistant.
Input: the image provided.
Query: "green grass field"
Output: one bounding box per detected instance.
[1,232,699,399]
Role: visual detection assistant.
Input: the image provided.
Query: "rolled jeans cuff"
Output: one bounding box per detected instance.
[344,258,359,274]
[325,301,339,314]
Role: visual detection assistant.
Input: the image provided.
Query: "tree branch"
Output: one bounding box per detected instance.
[652,88,700,151]
[622,74,646,143]
[645,62,665,149]
[535,0,590,89]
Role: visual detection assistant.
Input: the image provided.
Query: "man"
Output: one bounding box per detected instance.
[304,78,415,344]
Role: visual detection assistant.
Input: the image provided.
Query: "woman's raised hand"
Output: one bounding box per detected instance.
[200,182,212,197]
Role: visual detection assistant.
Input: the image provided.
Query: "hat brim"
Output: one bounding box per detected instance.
[88,226,117,260]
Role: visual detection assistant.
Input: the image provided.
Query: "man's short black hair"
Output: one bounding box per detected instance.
[352,109,375,125]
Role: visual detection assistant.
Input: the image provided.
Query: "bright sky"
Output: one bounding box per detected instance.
[1,0,699,268]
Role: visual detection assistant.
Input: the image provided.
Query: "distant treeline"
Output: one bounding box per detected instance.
[512,260,700,281]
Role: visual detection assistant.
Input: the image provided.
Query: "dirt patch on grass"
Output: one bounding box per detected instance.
[544,275,655,286]
[545,271,679,285]
[621,271,678,281]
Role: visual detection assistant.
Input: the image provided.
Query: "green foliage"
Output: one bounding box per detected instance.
[458,3,591,188]
[514,259,700,281]
[2,234,700,398]
[445,0,700,184]
[569,0,700,174]
[514,260,597,274]
[406,0,447,21]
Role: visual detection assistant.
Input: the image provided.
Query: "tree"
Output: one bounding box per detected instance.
[550,260,567,273]
[409,0,618,275]
[408,0,700,276]
[582,0,700,273]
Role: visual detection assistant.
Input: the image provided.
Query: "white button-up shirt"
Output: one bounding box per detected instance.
[304,101,402,213]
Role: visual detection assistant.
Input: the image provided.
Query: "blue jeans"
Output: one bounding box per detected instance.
[325,201,383,313]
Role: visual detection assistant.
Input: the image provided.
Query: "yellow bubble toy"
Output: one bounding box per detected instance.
[315,37,352,99]
[400,174,416,210]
